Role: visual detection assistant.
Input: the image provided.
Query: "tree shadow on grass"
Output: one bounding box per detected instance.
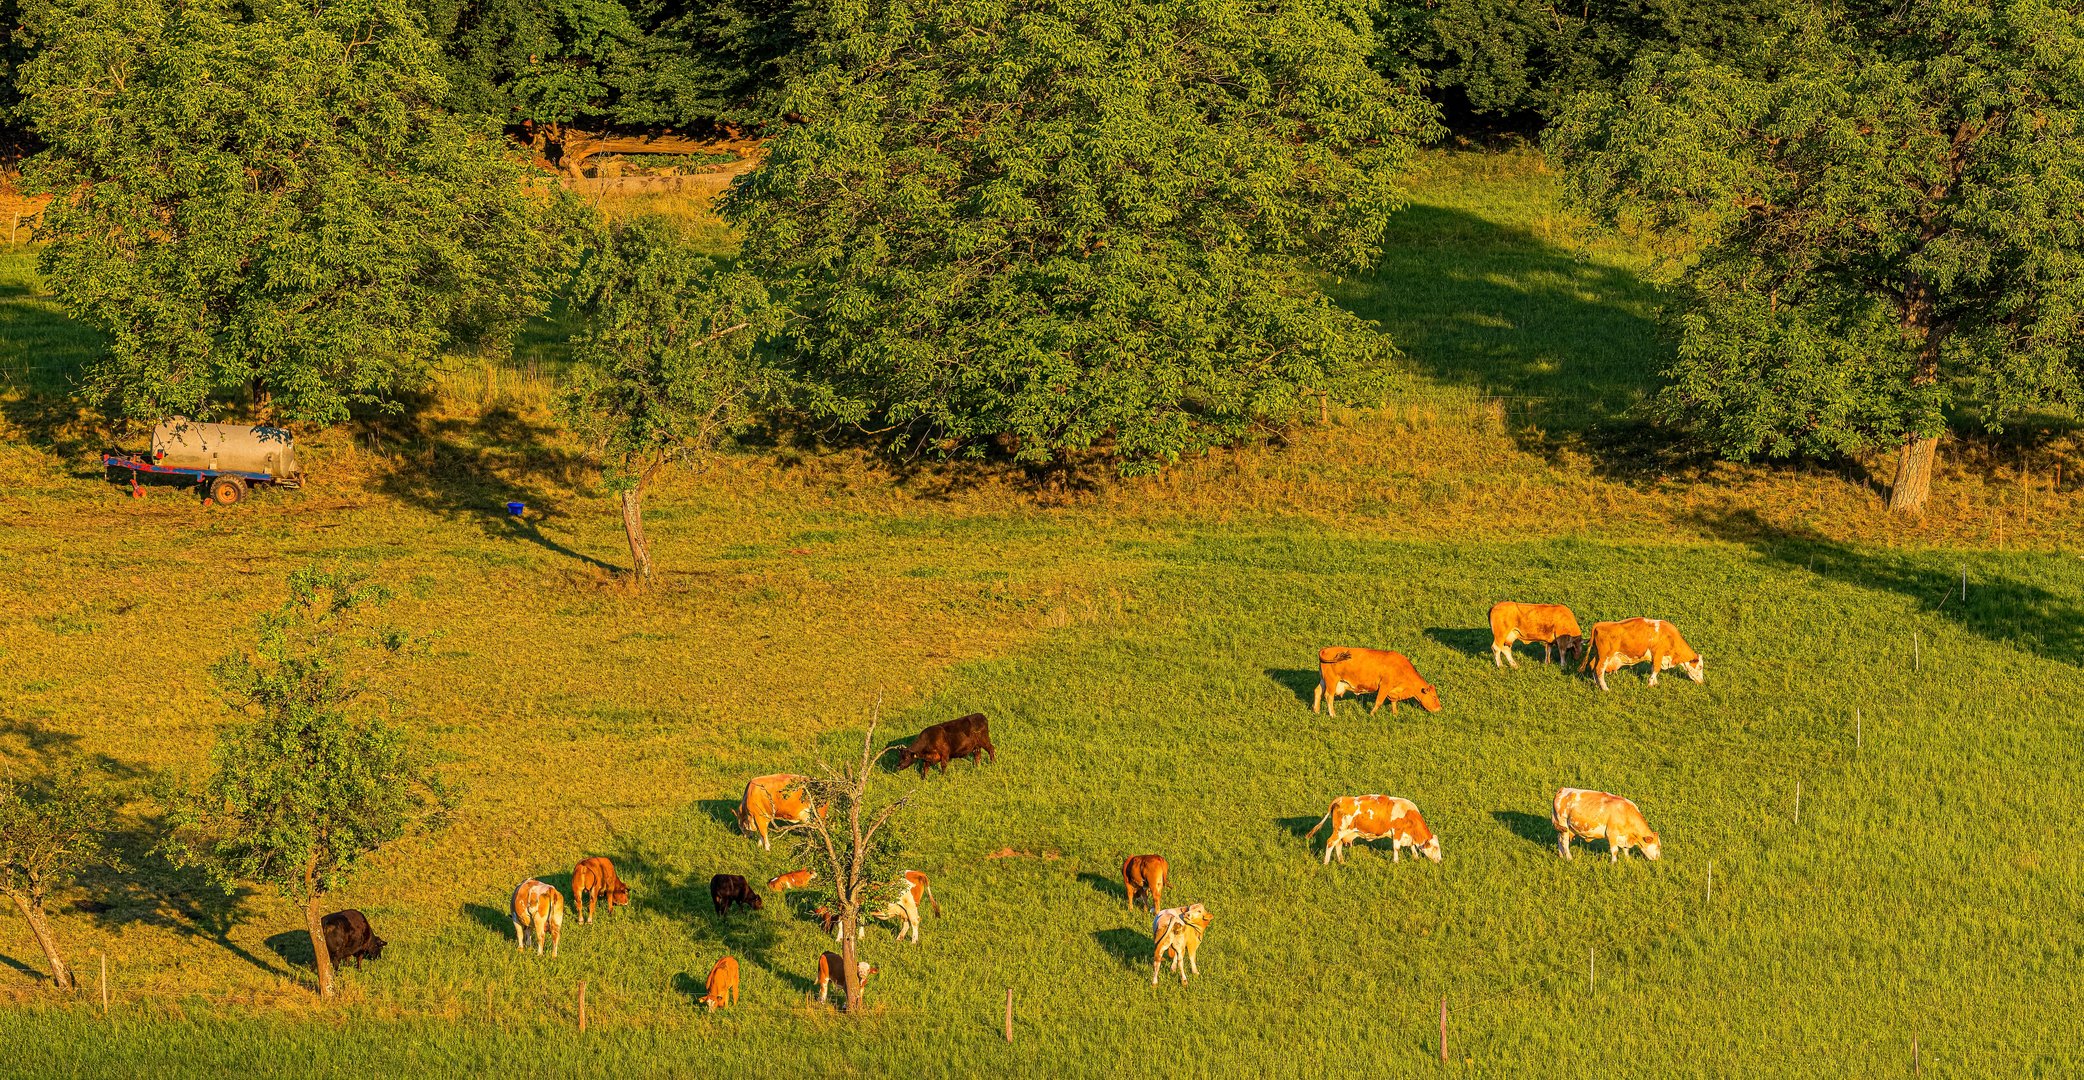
[1492,811,1556,852]
[1423,627,1493,661]
[1264,669,1318,709]
[369,404,613,573]
[1092,928,1149,972]
[1693,507,2084,667]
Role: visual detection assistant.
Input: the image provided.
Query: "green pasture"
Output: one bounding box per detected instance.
[0,151,2078,1077]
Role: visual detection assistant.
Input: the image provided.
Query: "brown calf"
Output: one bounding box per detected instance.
[1489,601,1584,668]
[734,773,819,851]
[571,856,629,925]
[767,868,816,893]
[816,951,878,1004]
[1122,854,1169,912]
[699,955,739,1011]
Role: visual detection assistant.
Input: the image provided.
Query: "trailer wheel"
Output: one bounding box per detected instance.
[208,476,248,505]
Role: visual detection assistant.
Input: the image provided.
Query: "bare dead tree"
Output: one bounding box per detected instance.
[784,717,912,1014]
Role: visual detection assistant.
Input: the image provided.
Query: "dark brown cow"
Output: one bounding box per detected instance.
[710,874,765,917]
[890,713,996,777]
[321,909,386,969]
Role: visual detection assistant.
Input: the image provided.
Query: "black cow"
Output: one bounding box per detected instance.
[710,874,764,917]
[321,909,386,969]
[890,713,996,777]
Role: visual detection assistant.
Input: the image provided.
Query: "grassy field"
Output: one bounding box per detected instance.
[0,152,2081,1077]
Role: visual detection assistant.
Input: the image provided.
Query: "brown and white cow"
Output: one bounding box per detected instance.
[815,951,878,1004]
[1489,602,1584,669]
[511,878,564,957]
[1581,618,1704,691]
[900,869,943,919]
[1306,795,1441,864]
[1122,854,1169,912]
[821,882,924,944]
[1312,647,1442,717]
[1552,788,1662,861]
[699,955,739,1011]
[1150,903,1213,986]
[571,856,629,924]
[734,773,819,850]
[767,868,816,893]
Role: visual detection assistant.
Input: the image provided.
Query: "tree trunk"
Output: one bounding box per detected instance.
[620,487,652,582]
[1890,276,1947,516]
[10,893,72,990]
[840,917,862,1013]
[1889,434,1941,515]
[303,857,334,998]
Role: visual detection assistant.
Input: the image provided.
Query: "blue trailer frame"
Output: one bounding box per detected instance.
[102,453,301,503]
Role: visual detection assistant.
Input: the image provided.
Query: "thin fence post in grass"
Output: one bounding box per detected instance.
[578,979,587,1034]
[1913,1029,1920,1077]
[1004,987,1014,1043]
[1794,779,1801,828]
[1706,861,1714,906]
[1588,945,1595,995]
[99,954,108,1018]
[1856,709,1863,753]
[1439,996,1447,1064]
[1913,633,1920,673]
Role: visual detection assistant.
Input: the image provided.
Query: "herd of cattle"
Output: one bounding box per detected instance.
[311,602,1700,1005]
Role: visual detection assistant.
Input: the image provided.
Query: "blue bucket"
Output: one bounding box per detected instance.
[506,501,526,517]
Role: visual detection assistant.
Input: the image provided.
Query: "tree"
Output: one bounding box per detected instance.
[17,0,569,425]
[784,720,910,1015]
[722,0,1438,473]
[0,760,123,990]
[1375,0,1789,125]
[163,566,454,998]
[1548,0,2084,513]
[558,217,777,582]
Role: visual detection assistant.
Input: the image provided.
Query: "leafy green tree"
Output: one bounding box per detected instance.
[18,0,567,425]
[723,0,1437,473]
[164,567,454,999]
[1549,0,2084,513]
[558,217,777,581]
[0,760,124,990]
[418,0,805,143]
[1379,0,1787,124]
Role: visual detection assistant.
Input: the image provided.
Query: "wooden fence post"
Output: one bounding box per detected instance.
[1004,987,1013,1043]
[577,980,587,1033]
[1706,861,1714,906]
[99,954,108,1018]
[1438,996,1447,1064]
[1793,779,1801,827]
[1588,945,1595,995]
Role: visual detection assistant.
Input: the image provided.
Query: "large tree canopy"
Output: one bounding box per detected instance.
[724,0,1439,471]
[20,0,565,425]
[1549,0,2084,512]
[1378,0,1788,125]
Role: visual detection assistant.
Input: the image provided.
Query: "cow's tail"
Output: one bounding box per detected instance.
[1305,805,1336,841]
[925,883,943,918]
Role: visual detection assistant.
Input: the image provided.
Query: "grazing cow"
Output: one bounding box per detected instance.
[1305,795,1442,865]
[735,773,820,851]
[1489,602,1584,668]
[815,951,878,1004]
[1582,618,1704,691]
[818,887,922,944]
[698,955,740,1011]
[1312,648,1442,717]
[511,879,564,957]
[890,713,996,777]
[901,869,943,919]
[1150,904,1213,986]
[1122,855,1169,912]
[767,868,816,893]
[320,909,386,969]
[1553,788,1663,861]
[571,857,629,925]
[711,874,765,917]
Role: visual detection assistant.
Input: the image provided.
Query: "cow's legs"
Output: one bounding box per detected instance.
[1312,681,1325,714]
[1541,642,1553,664]
[1596,658,1612,692]
[1647,656,1661,686]
[514,919,526,950]
[1558,833,1572,860]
